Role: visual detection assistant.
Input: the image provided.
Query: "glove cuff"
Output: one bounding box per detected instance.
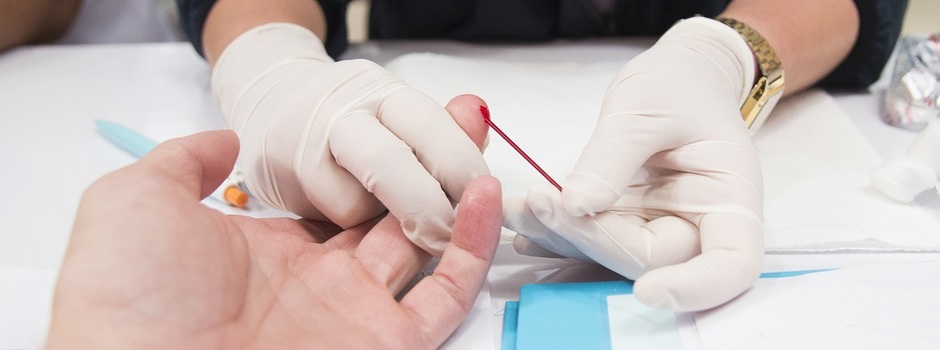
[211,23,333,128]
[661,17,757,111]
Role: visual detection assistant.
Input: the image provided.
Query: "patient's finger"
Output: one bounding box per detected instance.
[444,94,489,151]
[354,214,430,293]
[399,176,502,348]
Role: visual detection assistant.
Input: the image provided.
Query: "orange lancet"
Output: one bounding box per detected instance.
[223,186,249,208]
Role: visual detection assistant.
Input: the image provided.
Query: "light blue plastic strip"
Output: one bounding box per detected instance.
[515,281,632,350]
[94,119,158,158]
[504,269,833,349]
[759,269,833,279]
[502,301,519,350]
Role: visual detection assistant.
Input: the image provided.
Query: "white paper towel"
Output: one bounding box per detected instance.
[385,53,940,252]
[686,260,940,350]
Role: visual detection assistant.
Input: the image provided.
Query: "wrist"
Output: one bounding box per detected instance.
[211,23,332,126]
[203,0,328,64]
[714,17,786,134]
[660,17,758,114]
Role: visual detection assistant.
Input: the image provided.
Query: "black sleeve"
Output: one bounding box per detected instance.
[175,0,350,59]
[818,0,908,89]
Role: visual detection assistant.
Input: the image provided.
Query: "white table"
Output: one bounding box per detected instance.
[2,40,938,349]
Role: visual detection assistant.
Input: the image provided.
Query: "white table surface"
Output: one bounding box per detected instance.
[2,40,939,349]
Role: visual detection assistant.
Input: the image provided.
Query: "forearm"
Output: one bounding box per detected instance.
[202,0,327,65]
[720,0,860,95]
[0,0,81,51]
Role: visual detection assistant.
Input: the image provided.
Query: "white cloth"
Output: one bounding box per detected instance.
[386,53,940,252]
[0,268,56,350]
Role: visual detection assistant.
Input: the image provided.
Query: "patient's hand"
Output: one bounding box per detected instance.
[47,116,501,348]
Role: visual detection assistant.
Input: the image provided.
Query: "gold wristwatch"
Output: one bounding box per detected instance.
[716,17,785,134]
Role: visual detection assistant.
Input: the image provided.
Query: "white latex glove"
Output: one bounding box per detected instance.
[505,17,765,311]
[211,23,489,256]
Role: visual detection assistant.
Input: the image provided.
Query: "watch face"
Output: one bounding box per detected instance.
[717,17,784,133]
[748,92,782,135]
[740,72,784,132]
[742,77,769,126]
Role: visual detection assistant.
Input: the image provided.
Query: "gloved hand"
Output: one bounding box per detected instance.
[211,23,489,256]
[505,17,766,311]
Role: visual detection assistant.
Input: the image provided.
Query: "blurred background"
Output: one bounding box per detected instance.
[900,0,939,35]
[342,0,940,43]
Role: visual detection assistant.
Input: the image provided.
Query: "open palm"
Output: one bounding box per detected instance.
[48,97,500,349]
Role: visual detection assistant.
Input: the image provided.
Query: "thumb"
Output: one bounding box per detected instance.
[633,212,763,311]
[503,189,592,261]
[139,130,240,200]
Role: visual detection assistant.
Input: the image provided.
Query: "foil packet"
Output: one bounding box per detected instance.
[883,33,940,129]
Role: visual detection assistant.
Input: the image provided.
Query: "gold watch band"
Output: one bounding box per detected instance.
[716,17,785,132]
